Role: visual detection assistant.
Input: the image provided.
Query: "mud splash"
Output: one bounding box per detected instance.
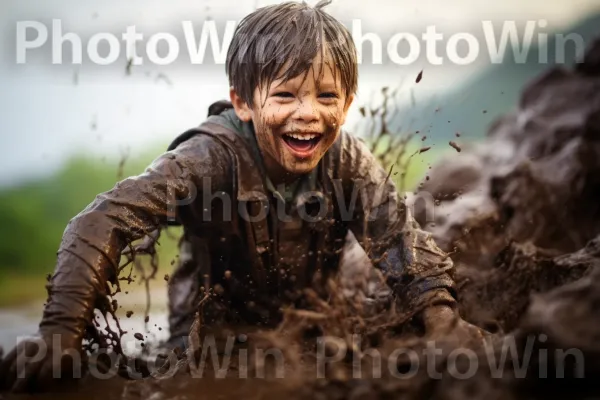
[58,231,600,400]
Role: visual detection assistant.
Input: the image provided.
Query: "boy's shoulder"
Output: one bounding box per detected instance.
[166,126,232,163]
[332,130,383,179]
[335,129,370,155]
[166,100,244,159]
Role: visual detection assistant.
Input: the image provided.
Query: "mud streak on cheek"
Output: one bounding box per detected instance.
[269,111,284,163]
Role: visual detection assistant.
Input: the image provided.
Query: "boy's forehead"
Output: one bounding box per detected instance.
[265,71,342,94]
[268,53,342,88]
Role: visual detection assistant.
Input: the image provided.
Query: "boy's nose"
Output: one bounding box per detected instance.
[293,99,319,123]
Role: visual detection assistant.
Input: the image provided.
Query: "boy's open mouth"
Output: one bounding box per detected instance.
[282,133,323,157]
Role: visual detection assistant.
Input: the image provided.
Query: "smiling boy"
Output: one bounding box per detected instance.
[1,0,478,392]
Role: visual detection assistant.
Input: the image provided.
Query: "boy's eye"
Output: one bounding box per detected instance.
[319,92,338,99]
[273,92,294,98]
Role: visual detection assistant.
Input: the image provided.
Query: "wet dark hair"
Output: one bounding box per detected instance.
[226,0,358,107]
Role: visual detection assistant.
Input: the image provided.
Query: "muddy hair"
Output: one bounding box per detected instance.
[226,0,358,108]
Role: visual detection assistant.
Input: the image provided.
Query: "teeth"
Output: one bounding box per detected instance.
[286,133,320,140]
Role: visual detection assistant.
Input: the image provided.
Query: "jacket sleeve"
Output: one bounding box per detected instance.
[41,134,233,338]
[338,132,457,315]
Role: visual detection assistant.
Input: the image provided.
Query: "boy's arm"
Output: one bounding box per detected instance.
[42,134,232,339]
[0,134,233,392]
[338,132,457,317]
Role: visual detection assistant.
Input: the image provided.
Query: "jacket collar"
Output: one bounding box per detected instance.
[204,101,325,206]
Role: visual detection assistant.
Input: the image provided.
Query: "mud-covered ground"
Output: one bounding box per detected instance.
[2,38,600,400]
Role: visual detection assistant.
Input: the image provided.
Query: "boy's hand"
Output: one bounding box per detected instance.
[421,305,487,344]
[0,328,84,393]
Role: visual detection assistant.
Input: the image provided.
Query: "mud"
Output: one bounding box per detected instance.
[414,38,600,263]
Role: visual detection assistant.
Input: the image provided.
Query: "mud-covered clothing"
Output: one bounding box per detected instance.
[41,101,457,344]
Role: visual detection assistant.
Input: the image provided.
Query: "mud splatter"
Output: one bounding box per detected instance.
[117,146,130,181]
[448,141,461,152]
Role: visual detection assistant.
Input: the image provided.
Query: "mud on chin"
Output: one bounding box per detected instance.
[281,155,320,174]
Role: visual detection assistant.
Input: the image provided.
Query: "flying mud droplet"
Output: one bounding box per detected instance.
[449,141,462,152]
[456,132,461,137]
[416,70,423,83]
[419,147,431,154]
[126,57,133,76]
[134,333,144,341]
[126,311,134,318]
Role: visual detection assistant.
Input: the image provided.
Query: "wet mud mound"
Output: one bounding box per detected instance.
[414,38,600,266]
[409,38,600,330]
[457,236,600,333]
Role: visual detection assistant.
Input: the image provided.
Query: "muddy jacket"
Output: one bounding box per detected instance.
[42,101,457,341]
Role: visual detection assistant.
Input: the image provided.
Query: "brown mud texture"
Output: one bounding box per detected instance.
[4,41,600,400]
[287,37,600,400]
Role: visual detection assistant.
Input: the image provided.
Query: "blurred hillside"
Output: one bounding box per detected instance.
[388,13,600,141]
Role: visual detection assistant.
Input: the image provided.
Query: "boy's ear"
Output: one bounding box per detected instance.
[229,87,253,122]
[339,93,355,126]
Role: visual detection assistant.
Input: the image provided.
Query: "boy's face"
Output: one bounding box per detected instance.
[231,54,354,177]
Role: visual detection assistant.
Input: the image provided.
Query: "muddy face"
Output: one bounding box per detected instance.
[231,54,354,182]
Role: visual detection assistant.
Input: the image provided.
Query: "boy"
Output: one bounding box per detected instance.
[1,0,479,392]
